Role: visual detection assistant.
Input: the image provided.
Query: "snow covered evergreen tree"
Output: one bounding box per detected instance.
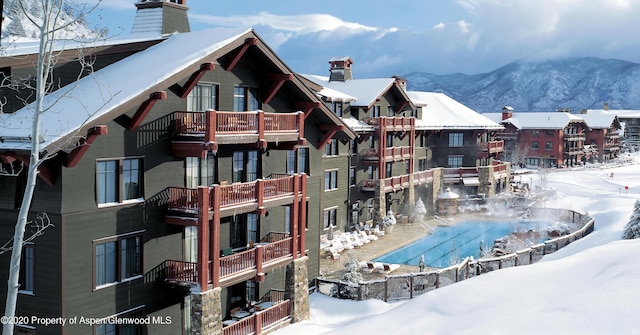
[412,197,427,222]
[330,254,363,299]
[622,200,640,239]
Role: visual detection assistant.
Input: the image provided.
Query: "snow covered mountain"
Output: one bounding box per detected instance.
[1,0,101,42]
[405,57,640,113]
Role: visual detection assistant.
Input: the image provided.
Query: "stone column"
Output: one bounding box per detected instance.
[286,256,310,322]
[430,168,443,211]
[190,287,222,335]
[374,179,386,224]
[407,176,415,215]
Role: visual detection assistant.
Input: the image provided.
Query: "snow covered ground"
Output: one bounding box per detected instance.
[274,155,640,335]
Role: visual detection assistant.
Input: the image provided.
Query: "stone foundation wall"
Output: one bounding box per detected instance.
[191,287,222,335]
[286,256,310,322]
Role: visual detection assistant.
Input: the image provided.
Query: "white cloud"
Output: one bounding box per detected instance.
[191,12,378,35]
[433,23,446,30]
[456,20,471,34]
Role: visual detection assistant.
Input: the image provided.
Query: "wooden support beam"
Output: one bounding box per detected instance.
[129,91,167,131]
[263,73,293,105]
[179,63,215,98]
[1,152,57,185]
[294,101,321,118]
[224,38,257,71]
[396,100,410,114]
[65,126,108,168]
[317,125,343,150]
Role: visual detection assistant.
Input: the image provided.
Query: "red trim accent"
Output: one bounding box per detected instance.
[396,100,410,114]
[211,186,221,288]
[317,125,343,150]
[180,63,215,98]
[197,186,210,290]
[225,38,257,71]
[129,91,167,131]
[263,74,293,105]
[65,126,108,168]
[294,101,321,118]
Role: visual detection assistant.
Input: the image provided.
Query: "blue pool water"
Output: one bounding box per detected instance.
[373,220,548,268]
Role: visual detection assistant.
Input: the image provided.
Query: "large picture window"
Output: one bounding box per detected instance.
[234,86,260,111]
[324,170,338,191]
[97,158,143,206]
[447,155,463,168]
[323,207,337,229]
[448,133,463,147]
[187,83,218,111]
[94,233,143,289]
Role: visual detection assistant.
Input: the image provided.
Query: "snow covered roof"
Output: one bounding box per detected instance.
[341,117,374,132]
[603,109,640,119]
[0,27,254,152]
[485,111,586,130]
[578,110,618,129]
[316,86,357,103]
[407,91,503,130]
[302,74,397,108]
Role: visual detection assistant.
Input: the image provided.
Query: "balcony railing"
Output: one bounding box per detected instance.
[383,175,410,191]
[363,116,414,131]
[222,300,291,335]
[171,110,304,157]
[360,147,411,162]
[480,140,504,153]
[412,170,434,185]
[563,133,586,141]
[164,236,293,285]
[165,174,299,216]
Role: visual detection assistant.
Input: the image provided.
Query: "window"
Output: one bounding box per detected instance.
[246,280,258,303]
[184,226,197,263]
[247,214,258,244]
[234,86,260,111]
[298,147,309,175]
[349,167,356,187]
[97,158,143,205]
[370,105,380,118]
[323,207,337,229]
[367,166,374,180]
[15,326,35,335]
[387,106,395,117]
[532,129,540,136]
[385,162,392,178]
[286,150,296,174]
[366,199,374,220]
[324,170,338,191]
[187,83,218,111]
[186,153,215,188]
[545,142,553,150]
[94,234,143,289]
[325,139,339,156]
[95,309,144,335]
[231,213,259,248]
[233,150,259,183]
[418,158,427,171]
[447,155,463,168]
[332,102,343,117]
[285,206,291,234]
[546,130,554,136]
[386,134,394,148]
[531,141,539,150]
[19,244,34,294]
[448,133,463,147]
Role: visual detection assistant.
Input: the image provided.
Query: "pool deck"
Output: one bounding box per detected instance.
[319,218,445,279]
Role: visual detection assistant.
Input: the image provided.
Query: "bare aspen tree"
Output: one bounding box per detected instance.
[1,1,103,333]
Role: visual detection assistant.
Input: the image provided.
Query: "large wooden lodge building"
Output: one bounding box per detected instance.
[0,1,514,334]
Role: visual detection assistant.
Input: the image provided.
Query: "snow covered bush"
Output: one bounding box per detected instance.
[330,254,363,300]
[412,198,427,223]
[622,200,640,239]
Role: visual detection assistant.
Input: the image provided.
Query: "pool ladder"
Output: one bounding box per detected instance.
[433,215,453,227]
[420,221,435,233]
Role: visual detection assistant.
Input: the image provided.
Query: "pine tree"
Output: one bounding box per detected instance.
[622,200,640,239]
[330,254,363,299]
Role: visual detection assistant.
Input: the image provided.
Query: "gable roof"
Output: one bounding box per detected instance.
[0,27,353,153]
[301,74,404,108]
[579,110,619,129]
[408,91,503,130]
[484,111,586,130]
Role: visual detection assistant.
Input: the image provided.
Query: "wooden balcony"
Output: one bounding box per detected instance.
[411,169,434,186]
[364,116,415,132]
[222,300,291,335]
[563,133,586,141]
[383,175,410,192]
[171,110,305,158]
[360,146,411,163]
[164,236,293,287]
[165,174,304,224]
[480,140,504,154]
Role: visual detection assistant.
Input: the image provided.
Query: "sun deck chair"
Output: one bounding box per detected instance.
[354,230,370,244]
[372,224,385,237]
[381,263,400,274]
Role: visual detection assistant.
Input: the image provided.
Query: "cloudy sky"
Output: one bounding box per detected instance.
[93,0,640,77]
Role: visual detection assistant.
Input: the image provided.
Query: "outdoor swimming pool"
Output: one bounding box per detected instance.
[373,220,550,268]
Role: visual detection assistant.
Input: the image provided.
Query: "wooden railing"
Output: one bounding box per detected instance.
[443,167,479,178]
[166,175,299,213]
[383,175,410,190]
[173,110,301,136]
[222,300,291,335]
[165,260,198,283]
[220,249,256,277]
[259,288,285,303]
[262,238,292,263]
[364,116,414,130]
[412,169,434,184]
[480,140,504,153]
[260,232,290,243]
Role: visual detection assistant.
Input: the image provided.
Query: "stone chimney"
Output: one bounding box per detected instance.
[131,0,190,36]
[604,102,609,111]
[328,56,353,82]
[501,106,513,120]
[392,75,407,91]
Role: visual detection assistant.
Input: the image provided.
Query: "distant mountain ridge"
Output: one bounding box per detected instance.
[405,57,640,113]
